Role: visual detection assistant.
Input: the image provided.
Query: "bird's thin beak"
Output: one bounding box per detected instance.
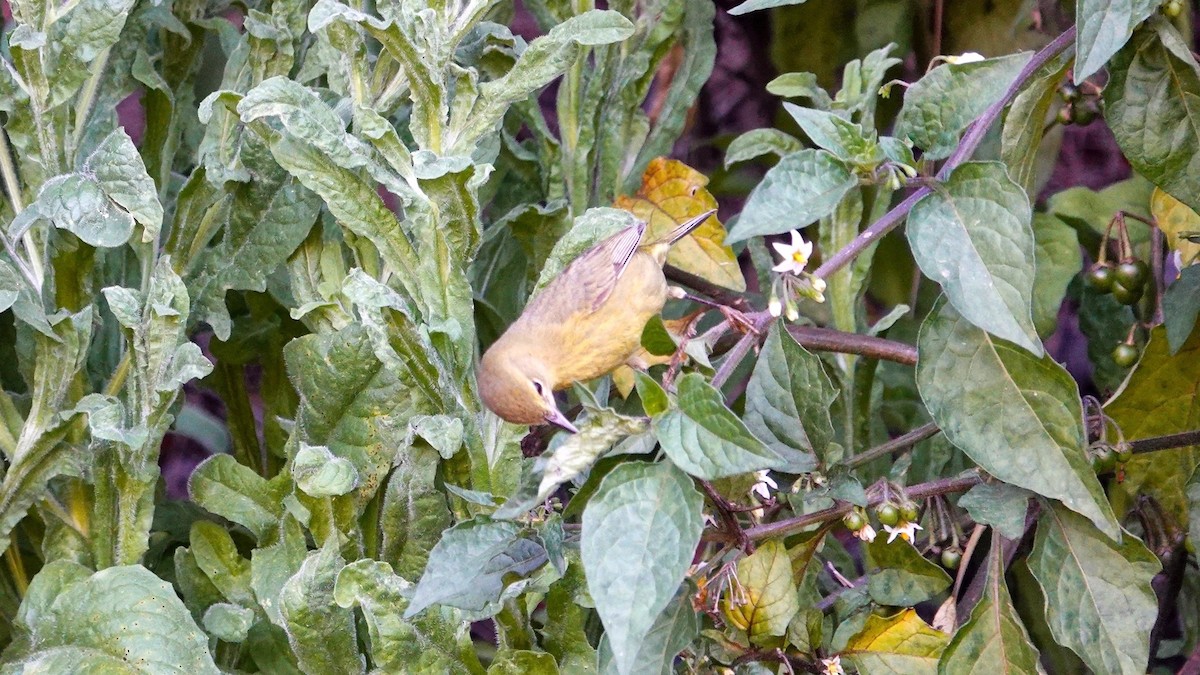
[545,408,579,434]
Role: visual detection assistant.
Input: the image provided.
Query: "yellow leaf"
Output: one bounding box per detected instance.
[615,157,746,291]
[843,609,948,674]
[1151,187,1200,267]
[720,540,799,642]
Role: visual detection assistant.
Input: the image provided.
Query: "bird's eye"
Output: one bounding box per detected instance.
[532,380,544,396]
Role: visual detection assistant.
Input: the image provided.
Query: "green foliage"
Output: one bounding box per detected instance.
[0,0,1195,672]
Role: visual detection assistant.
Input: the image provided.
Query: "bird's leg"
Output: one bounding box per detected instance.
[663,311,703,390]
[668,286,759,335]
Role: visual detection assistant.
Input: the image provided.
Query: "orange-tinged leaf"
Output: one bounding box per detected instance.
[843,609,948,674]
[1151,187,1200,267]
[720,540,798,642]
[615,157,746,291]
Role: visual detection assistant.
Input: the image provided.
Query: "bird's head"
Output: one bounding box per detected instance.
[477,345,578,433]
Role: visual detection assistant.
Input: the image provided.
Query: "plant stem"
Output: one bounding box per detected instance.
[787,325,918,365]
[844,422,940,469]
[1130,429,1200,455]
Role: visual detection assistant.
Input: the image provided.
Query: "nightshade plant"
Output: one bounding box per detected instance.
[0,0,1197,672]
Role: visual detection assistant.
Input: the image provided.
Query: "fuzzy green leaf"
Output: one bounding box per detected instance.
[581,462,702,675]
[917,299,1119,539]
[725,149,856,242]
[908,162,1041,355]
[1028,504,1159,675]
[279,544,364,674]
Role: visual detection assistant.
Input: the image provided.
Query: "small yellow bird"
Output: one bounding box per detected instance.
[478,209,718,432]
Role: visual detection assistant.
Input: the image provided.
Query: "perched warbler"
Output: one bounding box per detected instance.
[478,209,718,432]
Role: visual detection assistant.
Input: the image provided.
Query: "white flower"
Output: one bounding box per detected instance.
[768,296,782,317]
[883,521,923,544]
[853,523,877,543]
[821,656,845,675]
[772,230,814,275]
[750,470,777,500]
[945,52,985,65]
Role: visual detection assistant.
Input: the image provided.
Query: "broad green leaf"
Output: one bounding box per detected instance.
[406,518,547,617]
[1028,504,1159,675]
[1105,17,1200,215]
[286,324,431,511]
[725,149,856,242]
[917,299,1119,539]
[1106,327,1200,520]
[47,0,137,105]
[279,544,364,674]
[957,483,1031,539]
[6,565,218,673]
[1031,214,1081,338]
[721,540,798,640]
[87,129,163,242]
[1078,284,1138,394]
[1164,265,1200,352]
[895,53,1031,159]
[251,517,308,628]
[379,445,454,581]
[187,454,283,542]
[784,103,880,164]
[939,544,1044,674]
[907,162,1041,355]
[293,443,360,497]
[597,583,699,675]
[202,603,255,643]
[865,536,952,607]
[843,609,948,674]
[634,371,670,417]
[487,651,558,675]
[239,77,372,173]
[652,373,782,480]
[1075,0,1159,81]
[0,647,135,674]
[581,462,702,675]
[333,560,477,674]
[743,324,837,471]
[190,176,321,340]
[189,521,254,607]
[766,72,833,108]
[22,174,133,248]
[724,128,803,167]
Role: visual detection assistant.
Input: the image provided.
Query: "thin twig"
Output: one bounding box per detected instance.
[665,264,751,311]
[845,422,941,469]
[1129,429,1200,455]
[788,325,918,365]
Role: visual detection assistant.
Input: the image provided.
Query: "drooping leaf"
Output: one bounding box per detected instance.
[87,129,164,242]
[895,53,1032,160]
[1028,504,1159,675]
[957,483,1031,540]
[917,299,1119,539]
[187,454,284,542]
[865,536,952,607]
[843,609,949,674]
[939,544,1044,674]
[379,445,454,581]
[1105,17,1200,216]
[581,462,702,675]
[1000,51,1072,194]
[724,128,802,167]
[1074,0,1159,81]
[652,373,782,480]
[406,518,546,617]
[907,162,1042,355]
[742,324,838,470]
[614,158,744,291]
[725,149,857,242]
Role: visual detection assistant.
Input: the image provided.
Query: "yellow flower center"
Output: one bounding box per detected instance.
[792,252,807,264]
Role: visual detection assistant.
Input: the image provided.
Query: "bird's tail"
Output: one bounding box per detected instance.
[663,209,718,246]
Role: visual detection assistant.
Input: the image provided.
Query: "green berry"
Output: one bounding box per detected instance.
[843,511,866,531]
[941,549,962,570]
[1111,281,1144,305]
[1115,260,1149,289]
[1092,445,1117,473]
[1116,443,1134,463]
[1112,343,1139,368]
[1086,264,1115,293]
[876,503,900,527]
[899,502,920,523]
[1071,99,1100,125]
[1164,0,1183,18]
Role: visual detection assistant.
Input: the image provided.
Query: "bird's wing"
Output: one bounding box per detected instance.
[521,222,647,324]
